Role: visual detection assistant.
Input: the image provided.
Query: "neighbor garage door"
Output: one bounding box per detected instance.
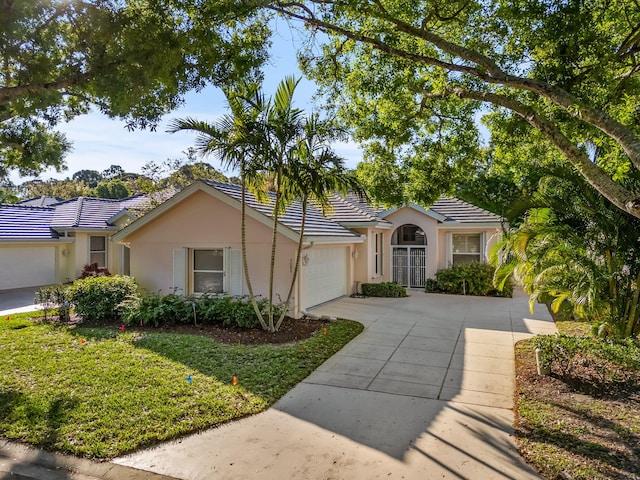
[0,246,56,290]
[304,247,348,308]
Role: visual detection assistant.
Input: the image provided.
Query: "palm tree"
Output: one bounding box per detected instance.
[274,113,362,330]
[167,82,270,330]
[492,171,640,338]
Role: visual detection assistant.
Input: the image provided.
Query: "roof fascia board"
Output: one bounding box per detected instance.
[437,222,504,229]
[378,203,447,222]
[337,221,393,229]
[302,235,365,244]
[52,227,120,233]
[0,238,74,244]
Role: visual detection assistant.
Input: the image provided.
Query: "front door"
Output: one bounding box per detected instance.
[392,246,426,288]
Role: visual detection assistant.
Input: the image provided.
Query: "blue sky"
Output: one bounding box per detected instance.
[10,20,362,185]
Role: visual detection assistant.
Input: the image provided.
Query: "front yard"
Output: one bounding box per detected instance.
[0,312,362,459]
[514,317,640,479]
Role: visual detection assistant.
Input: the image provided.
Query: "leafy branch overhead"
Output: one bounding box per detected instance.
[264,0,640,217]
[0,0,270,177]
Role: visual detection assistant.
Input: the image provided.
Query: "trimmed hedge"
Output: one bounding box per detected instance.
[428,262,512,297]
[361,282,408,298]
[68,275,138,322]
[120,292,286,329]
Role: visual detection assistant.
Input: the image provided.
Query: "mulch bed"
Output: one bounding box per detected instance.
[39,314,329,345]
[514,341,640,480]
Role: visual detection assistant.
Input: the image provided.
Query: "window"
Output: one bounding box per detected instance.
[373,232,384,276]
[192,249,224,294]
[452,233,482,266]
[89,236,107,268]
[399,225,426,245]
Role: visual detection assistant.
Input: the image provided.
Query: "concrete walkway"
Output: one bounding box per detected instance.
[114,290,556,480]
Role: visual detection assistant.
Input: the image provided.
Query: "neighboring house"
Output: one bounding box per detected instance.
[0,195,148,290]
[113,180,504,317]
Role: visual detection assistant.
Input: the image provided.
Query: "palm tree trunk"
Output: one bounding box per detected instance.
[241,171,267,330]
[276,197,307,331]
[268,170,282,332]
[624,270,640,337]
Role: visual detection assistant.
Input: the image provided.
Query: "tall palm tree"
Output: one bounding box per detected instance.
[260,76,305,330]
[167,82,270,330]
[274,113,362,330]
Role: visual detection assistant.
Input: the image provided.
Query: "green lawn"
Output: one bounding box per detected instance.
[0,312,362,459]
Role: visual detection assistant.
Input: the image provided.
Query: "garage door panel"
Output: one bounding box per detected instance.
[0,247,56,290]
[305,247,347,308]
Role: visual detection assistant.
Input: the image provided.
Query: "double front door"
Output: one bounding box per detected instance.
[392,246,426,288]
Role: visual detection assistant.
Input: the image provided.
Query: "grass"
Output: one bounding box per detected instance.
[0,311,363,459]
[514,334,640,479]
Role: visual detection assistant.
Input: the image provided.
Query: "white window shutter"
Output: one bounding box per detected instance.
[481,231,487,262]
[172,248,187,295]
[445,232,452,266]
[228,248,243,296]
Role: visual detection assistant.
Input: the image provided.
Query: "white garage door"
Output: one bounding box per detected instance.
[0,247,56,290]
[304,247,348,308]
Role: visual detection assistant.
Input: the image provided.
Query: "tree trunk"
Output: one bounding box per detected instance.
[241,170,267,330]
[276,197,307,331]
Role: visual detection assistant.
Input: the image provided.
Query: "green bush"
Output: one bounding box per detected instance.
[361,282,407,298]
[197,295,285,328]
[432,262,512,297]
[534,334,640,391]
[68,275,137,322]
[120,292,194,327]
[35,284,71,322]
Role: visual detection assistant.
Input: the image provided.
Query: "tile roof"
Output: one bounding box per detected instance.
[430,197,503,223]
[17,196,64,207]
[0,195,149,239]
[50,196,149,229]
[0,204,57,239]
[203,181,360,237]
[326,194,392,225]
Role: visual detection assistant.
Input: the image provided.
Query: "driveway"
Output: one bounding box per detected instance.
[0,286,44,315]
[114,290,556,480]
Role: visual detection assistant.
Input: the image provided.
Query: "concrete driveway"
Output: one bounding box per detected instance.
[115,290,556,480]
[0,286,44,315]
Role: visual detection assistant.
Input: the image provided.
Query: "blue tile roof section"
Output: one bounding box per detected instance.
[17,196,64,207]
[0,204,57,239]
[203,181,360,238]
[50,195,149,229]
[430,197,503,223]
[0,195,149,239]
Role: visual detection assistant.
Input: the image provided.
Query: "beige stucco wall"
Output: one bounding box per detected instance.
[123,189,299,309]
[436,227,503,273]
[383,207,440,278]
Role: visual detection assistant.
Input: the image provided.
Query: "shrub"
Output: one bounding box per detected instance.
[361,282,407,298]
[120,292,193,327]
[432,262,512,297]
[35,284,71,322]
[79,263,111,279]
[534,334,640,393]
[68,275,137,322]
[197,295,284,328]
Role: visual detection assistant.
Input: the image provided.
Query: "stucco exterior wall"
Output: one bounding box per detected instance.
[124,189,298,307]
[436,227,502,273]
[384,207,440,278]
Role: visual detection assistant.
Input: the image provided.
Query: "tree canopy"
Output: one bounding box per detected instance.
[1,0,269,178]
[261,0,640,218]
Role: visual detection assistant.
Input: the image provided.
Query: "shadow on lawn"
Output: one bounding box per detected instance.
[0,390,78,479]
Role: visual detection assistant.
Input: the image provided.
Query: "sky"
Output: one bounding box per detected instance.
[10,20,363,185]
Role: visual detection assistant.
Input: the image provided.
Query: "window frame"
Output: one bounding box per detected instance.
[191,248,225,295]
[451,233,482,266]
[89,235,107,268]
